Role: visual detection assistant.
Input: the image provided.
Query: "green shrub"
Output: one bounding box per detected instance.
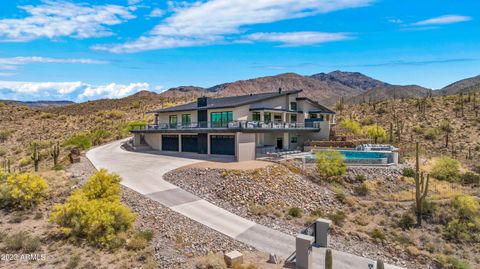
[445,195,480,241]
[354,183,369,196]
[288,207,302,218]
[90,129,111,146]
[316,151,346,179]
[370,228,386,241]
[334,190,346,203]
[431,156,460,182]
[64,133,92,150]
[2,173,49,209]
[398,213,415,230]
[460,172,480,185]
[50,170,135,247]
[402,167,415,178]
[447,256,470,269]
[424,128,440,140]
[18,157,32,167]
[136,229,154,242]
[327,210,347,226]
[126,236,147,251]
[412,125,424,134]
[355,174,366,182]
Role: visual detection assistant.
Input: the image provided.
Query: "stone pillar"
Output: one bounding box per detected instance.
[296,234,314,269]
[315,218,332,247]
[260,111,265,122]
[133,134,141,147]
[178,134,182,152]
[282,112,287,123]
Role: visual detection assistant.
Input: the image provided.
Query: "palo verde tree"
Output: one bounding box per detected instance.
[414,142,430,226]
[362,124,387,144]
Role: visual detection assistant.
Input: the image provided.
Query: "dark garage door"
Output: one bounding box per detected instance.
[181,135,198,153]
[210,135,235,155]
[162,135,179,151]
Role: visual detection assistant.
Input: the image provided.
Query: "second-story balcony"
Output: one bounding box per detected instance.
[130,120,323,134]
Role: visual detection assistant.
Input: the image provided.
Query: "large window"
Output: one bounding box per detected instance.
[169,115,177,128]
[290,102,297,111]
[182,114,191,126]
[264,112,271,123]
[290,114,297,123]
[252,112,261,121]
[211,111,232,127]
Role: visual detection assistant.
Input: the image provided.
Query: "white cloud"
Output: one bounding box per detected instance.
[0,56,108,70]
[0,1,135,41]
[0,81,155,101]
[413,15,471,26]
[79,82,150,99]
[149,8,165,18]
[245,32,352,46]
[94,0,373,53]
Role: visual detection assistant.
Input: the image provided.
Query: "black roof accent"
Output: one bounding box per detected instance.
[150,90,302,113]
[295,97,335,114]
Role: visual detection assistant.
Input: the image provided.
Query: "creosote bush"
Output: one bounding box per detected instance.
[430,156,461,182]
[50,169,135,248]
[316,151,346,179]
[402,167,415,178]
[288,207,302,218]
[0,172,48,209]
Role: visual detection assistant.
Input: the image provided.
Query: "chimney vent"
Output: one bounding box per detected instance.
[278,87,282,94]
[197,96,208,107]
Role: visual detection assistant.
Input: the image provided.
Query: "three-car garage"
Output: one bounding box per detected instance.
[160,134,235,156]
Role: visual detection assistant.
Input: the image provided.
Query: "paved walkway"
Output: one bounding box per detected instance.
[86,140,404,269]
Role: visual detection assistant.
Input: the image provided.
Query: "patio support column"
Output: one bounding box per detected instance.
[154,114,159,125]
[283,132,289,150]
[260,111,264,122]
[178,134,182,152]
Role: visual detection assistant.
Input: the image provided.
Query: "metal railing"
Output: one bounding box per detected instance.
[132,121,321,131]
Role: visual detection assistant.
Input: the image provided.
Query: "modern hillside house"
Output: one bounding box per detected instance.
[131,89,335,161]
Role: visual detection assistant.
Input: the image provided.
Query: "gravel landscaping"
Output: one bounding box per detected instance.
[68,156,250,269]
[164,164,428,269]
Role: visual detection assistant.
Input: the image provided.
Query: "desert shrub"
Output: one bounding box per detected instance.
[361,116,374,126]
[196,253,227,269]
[288,207,302,218]
[64,133,92,150]
[355,174,366,182]
[362,124,387,143]
[126,235,148,251]
[412,125,424,134]
[339,119,361,135]
[474,165,480,174]
[0,148,6,157]
[424,128,440,140]
[354,183,369,196]
[50,170,135,247]
[460,172,480,185]
[334,189,346,203]
[370,228,386,241]
[316,151,346,179]
[430,157,460,182]
[0,184,13,208]
[0,130,12,142]
[447,256,470,269]
[327,210,347,226]
[445,195,479,241]
[398,213,415,230]
[136,229,154,242]
[81,169,121,201]
[2,173,49,209]
[90,129,111,146]
[18,157,32,167]
[4,231,40,252]
[402,167,415,178]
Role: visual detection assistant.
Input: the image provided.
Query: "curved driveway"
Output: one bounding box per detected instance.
[87,140,403,269]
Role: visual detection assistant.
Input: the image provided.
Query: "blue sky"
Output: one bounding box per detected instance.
[0,0,479,101]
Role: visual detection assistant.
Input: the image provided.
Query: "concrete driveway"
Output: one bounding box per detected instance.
[87,140,404,269]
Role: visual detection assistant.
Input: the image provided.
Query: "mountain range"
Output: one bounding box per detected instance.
[158,71,480,107]
[4,71,480,108]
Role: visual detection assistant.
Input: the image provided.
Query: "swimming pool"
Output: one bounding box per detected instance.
[306,149,397,165]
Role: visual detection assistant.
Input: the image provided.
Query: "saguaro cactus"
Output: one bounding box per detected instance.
[31,143,41,172]
[51,142,60,167]
[325,249,333,269]
[389,122,394,143]
[377,260,385,269]
[414,142,429,226]
[3,158,10,173]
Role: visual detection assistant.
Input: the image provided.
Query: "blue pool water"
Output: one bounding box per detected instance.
[306,150,395,165]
